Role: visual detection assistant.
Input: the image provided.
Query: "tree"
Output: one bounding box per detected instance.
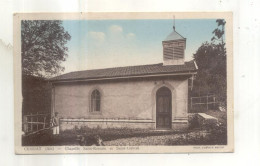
[211,19,226,45]
[191,19,227,105]
[22,20,71,77]
[21,21,71,116]
[22,75,52,115]
[193,42,226,77]
[211,19,226,57]
[192,42,226,102]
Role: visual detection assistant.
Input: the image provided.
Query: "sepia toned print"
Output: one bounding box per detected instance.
[14,12,233,154]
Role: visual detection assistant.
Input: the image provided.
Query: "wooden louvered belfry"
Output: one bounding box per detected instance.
[162,26,186,65]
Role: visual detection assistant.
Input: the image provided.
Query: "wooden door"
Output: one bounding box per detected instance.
[156,87,172,129]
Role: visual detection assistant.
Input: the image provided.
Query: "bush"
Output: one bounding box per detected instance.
[188,114,200,129]
[206,122,227,145]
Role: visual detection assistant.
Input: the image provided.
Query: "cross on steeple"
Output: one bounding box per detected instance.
[173,15,175,31]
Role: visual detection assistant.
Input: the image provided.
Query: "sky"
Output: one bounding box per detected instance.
[61,19,218,73]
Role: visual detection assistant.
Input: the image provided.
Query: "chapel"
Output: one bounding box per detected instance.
[49,25,197,130]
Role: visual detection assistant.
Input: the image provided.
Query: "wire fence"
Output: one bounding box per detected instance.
[190,95,219,111]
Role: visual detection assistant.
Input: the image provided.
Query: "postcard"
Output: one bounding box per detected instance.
[14,12,233,154]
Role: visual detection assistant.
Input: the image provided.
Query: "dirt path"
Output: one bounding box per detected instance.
[102,130,213,146]
[103,133,195,146]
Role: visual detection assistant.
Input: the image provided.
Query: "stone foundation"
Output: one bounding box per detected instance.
[172,118,188,130]
[60,118,155,131]
[59,118,189,131]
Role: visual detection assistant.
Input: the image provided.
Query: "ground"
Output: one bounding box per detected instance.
[22,110,227,146]
[103,130,209,146]
[23,124,226,146]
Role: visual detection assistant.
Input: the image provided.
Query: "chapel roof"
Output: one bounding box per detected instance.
[49,60,197,82]
[163,29,185,41]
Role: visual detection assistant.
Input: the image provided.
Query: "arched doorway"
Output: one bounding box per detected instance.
[156,87,172,129]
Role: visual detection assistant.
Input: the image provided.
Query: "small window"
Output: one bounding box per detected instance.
[90,89,101,112]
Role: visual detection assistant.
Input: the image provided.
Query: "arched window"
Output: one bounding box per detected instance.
[90,89,101,112]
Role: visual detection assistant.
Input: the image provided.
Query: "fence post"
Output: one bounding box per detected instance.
[30,113,33,132]
[23,116,28,133]
[213,96,216,108]
[206,95,208,110]
[36,112,39,131]
[43,116,46,129]
[191,97,193,109]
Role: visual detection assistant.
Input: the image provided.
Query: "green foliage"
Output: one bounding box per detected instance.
[22,75,52,115]
[211,19,226,44]
[191,19,227,104]
[203,122,227,145]
[21,20,71,77]
[192,42,226,101]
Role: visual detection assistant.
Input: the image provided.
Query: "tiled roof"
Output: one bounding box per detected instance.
[164,29,185,41]
[49,60,197,82]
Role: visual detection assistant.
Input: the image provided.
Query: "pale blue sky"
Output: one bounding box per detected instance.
[61,19,219,73]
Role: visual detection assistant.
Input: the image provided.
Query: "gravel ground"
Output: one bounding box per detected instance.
[104,135,179,146]
[103,131,205,146]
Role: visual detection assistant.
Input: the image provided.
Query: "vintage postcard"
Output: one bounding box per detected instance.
[14,12,233,154]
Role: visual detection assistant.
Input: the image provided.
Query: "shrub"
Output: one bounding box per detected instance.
[206,122,227,145]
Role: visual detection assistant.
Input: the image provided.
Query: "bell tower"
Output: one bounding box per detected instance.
[162,18,186,65]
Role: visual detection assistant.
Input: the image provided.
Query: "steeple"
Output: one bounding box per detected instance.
[162,18,186,65]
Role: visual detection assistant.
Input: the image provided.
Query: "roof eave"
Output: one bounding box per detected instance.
[162,38,186,42]
[49,71,197,84]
